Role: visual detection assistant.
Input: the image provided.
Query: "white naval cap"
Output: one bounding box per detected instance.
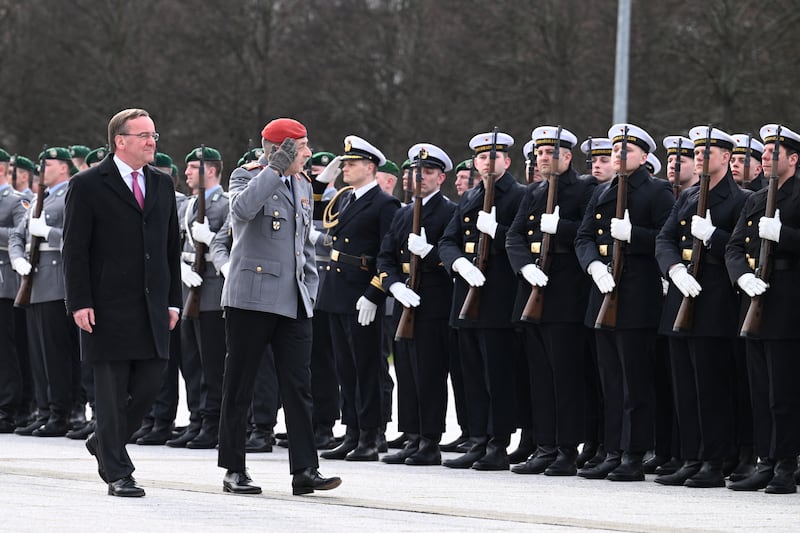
[522,139,535,161]
[407,143,453,172]
[662,136,694,157]
[580,137,613,156]
[760,124,800,153]
[469,131,514,154]
[608,123,657,153]
[531,126,578,150]
[645,153,662,176]
[341,135,387,166]
[731,134,764,161]
[688,126,735,151]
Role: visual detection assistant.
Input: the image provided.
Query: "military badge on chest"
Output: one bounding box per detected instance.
[272,209,281,231]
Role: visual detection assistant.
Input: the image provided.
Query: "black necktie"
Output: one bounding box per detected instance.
[284,177,292,193]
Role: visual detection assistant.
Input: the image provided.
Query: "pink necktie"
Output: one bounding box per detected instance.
[131,171,144,209]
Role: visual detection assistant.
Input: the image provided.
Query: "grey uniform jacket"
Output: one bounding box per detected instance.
[8,183,68,304]
[221,161,317,318]
[0,186,26,298]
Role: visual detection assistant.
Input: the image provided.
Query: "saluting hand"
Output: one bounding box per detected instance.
[268,138,298,176]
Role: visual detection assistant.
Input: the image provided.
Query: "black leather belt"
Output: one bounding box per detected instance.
[330,249,375,271]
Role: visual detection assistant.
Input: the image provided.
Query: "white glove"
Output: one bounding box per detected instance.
[669,264,702,298]
[610,209,632,243]
[452,257,485,287]
[759,209,782,243]
[29,216,51,239]
[220,262,230,278]
[476,206,498,238]
[661,277,670,296]
[316,155,342,184]
[389,282,421,308]
[309,226,322,245]
[737,272,768,297]
[539,205,560,235]
[691,209,715,244]
[520,263,548,287]
[191,217,216,246]
[355,295,378,326]
[12,257,32,276]
[180,262,203,288]
[587,260,615,294]
[408,227,433,258]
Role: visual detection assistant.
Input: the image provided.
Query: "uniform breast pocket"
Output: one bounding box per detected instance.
[240,256,281,304]
[263,203,288,239]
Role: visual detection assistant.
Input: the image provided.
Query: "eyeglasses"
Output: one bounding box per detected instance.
[119,132,160,141]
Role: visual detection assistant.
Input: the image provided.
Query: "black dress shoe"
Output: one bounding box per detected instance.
[166,422,201,448]
[386,432,408,449]
[128,419,154,444]
[108,476,145,497]
[442,437,487,469]
[654,457,682,476]
[15,414,48,436]
[728,446,756,482]
[32,417,69,437]
[576,442,598,469]
[507,428,535,465]
[440,434,469,453]
[321,427,358,460]
[381,435,419,464]
[654,460,702,486]
[607,452,645,482]
[544,447,578,476]
[246,429,274,453]
[137,425,173,445]
[642,453,669,475]
[511,445,557,475]
[582,444,606,470]
[345,429,379,461]
[66,420,96,440]
[472,436,509,471]
[377,431,388,453]
[728,458,775,491]
[86,433,108,482]
[765,458,798,494]
[578,450,622,479]
[275,432,288,440]
[0,418,16,433]
[186,428,219,449]
[223,470,261,494]
[69,405,87,430]
[291,467,342,495]
[685,461,725,488]
[405,438,441,466]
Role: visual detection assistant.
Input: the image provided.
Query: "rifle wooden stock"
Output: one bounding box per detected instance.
[459,127,499,321]
[742,133,752,187]
[673,140,683,199]
[14,149,48,308]
[522,128,561,322]
[673,130,712,333]
[740,132,780,337]
[395,160,424,341]
[183,146,206,319]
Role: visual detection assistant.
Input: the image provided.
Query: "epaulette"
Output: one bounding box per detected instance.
[243,161,264,171]
[299,170,312,183]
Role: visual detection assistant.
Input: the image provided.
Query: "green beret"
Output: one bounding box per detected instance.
[12,155,36,172]
[401,159,412,170]
[310,151,336,166]
[378,159,400,177]
[154,152,173,167]
[0,148,10,162]
[85,147,109,165]
[69,145,92,158]
[454,159,473,173]
[185,146,222,163]
[170,163,179,178]
[241,148,264,163]
[39,147,73,162]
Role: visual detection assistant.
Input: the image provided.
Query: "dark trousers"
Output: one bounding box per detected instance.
[219,307,316,474]
[380,307,396,427]
[310,309,339,429]
[691,337,735,460]
[447,328,468,434]
[329,312,383,430]
[0,299,22,420]
[654,336,677,458]
[93,358,166,481]
[745,340,771,458]
[513,328,533,433]
[761,340,800,459]
[595,328,656,453]
[182,311,226,430]
[177,318,204,424]
[25,309,48,416]
[251,345,279,428]
[732,338,753,448]
[14,307,33,416]
[582,328,602,445]
[667,337,701,459]
[30,301,79,418]
[147,326,183,425]
[394,318,449,436]
[458,327,517,438]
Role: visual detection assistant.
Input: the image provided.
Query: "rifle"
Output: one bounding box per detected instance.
[673,138,683,199]
[10,154,17,191]
[742,133,752,187]
[15,147,48,307]
[403,168,413,204]
[740,126,782,337]
[182,145,206,319]
[585,137,593,173]
[468,160,476,189]
[395,152,425,340]
[459,126,499,321]
[594,127,629,329]
[521,126,562,322]
[673,126,713,333]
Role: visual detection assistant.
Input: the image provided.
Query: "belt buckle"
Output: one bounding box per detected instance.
[598,244,608,257]
[682,249,692,262]
[747,257,755,270]
[465,242,475,254]
[331,249,340,262]
[530,242,541,254]
[402,262,410,274]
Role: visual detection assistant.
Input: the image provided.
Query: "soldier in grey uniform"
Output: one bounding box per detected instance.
[0,149,27,432]
[9,147,80,437]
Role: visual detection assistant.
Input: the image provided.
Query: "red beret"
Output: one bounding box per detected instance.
[261,118,307,143]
